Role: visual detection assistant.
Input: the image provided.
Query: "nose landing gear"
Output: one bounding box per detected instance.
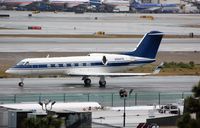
[18,78,24,87]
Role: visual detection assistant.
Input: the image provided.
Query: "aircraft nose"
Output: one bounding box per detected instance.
[5,69,13,74]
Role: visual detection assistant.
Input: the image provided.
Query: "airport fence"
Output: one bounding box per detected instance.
[0,92,192,107]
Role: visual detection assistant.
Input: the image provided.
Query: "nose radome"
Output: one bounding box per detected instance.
[5,69,12,74]
[5,68,21,75]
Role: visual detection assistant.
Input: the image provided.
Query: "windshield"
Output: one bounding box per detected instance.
[16,61,29,65]
[16,61,25,65]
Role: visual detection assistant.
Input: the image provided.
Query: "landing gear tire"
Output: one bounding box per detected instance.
[84,78,91,87]
[99,80,106,88]
[18,82,24,87]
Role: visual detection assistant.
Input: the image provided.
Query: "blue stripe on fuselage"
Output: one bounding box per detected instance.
[11,60,155,70]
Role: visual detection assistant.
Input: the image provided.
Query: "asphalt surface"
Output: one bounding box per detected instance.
[0,11,200,34]
[0,38,200,52]
[0,11,199,128]
[0,76,199,94]
[0,11,199,97]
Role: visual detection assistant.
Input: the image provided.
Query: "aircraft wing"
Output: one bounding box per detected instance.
[68,72,153,77]
[67,62,164,77]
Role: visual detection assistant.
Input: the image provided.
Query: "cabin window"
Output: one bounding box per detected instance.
[39,65,47,68]
[83,63,86,66]
[66,64,71,67]
[74,63,79,66]
[51,64,55,67]
[58,64,63,67]
[33,65,38,68]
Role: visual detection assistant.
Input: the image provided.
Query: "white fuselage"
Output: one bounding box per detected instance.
[6,53,155,76]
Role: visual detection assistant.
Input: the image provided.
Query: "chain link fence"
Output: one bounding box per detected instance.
[0,92,192,106]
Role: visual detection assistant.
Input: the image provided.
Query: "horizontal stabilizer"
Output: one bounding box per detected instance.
[153,62,164,74]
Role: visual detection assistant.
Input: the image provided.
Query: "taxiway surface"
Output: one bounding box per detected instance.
[0,11,199,97]
[0,38,200,52]
[0,76,199,94]
[0,11,200,34]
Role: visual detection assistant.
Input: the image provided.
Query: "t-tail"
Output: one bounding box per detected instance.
[124,31,164,59]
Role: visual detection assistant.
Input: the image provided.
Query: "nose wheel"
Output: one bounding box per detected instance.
[18,78,24,87]
[18,82,24,87]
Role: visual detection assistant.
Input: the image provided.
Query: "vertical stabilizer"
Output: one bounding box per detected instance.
[124,31,164,59]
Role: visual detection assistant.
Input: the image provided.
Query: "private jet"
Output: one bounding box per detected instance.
[6,31,164,88]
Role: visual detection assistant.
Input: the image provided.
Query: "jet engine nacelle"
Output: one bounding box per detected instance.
[88,53,133,65]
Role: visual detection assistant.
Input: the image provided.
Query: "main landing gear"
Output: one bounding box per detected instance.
[82,76,106,88]
[84,78,91,87]
[99,76,106,88]
[18,78,24,87]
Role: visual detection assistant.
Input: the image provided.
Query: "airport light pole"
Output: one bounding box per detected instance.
[39,99,56,113]
[123,94,126,127]
[119,89,133,127]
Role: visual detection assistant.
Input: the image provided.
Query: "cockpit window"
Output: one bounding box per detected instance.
[24,62,29,65]
[17,61,25,65]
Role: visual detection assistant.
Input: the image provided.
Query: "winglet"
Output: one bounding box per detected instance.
[153,62,164,74]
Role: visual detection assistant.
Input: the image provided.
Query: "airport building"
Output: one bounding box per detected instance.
[0,108,92,128]
[0,102,97,128]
